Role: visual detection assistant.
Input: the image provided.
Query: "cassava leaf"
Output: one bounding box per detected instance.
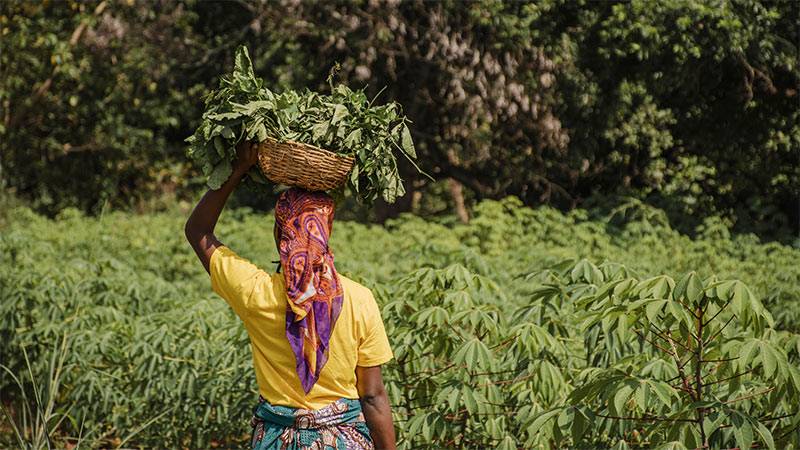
[400,122,416,158]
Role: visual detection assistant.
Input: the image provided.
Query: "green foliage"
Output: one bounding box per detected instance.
[1,335,86,450]
[529,263,798,449]
[185,45,420,203]
[268,0,800,238]
[2,1,797,239]
[0,0,205,213]
[2,198,799,448]
[565,0,800,237]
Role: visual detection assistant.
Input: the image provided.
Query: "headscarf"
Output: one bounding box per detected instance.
[274,187,344,394]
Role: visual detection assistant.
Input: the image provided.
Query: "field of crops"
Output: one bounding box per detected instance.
[2,197,800,449]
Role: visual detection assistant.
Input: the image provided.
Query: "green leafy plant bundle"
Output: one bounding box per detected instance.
[185,46,421,204]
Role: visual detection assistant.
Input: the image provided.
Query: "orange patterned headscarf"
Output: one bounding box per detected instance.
[275,187,344,393]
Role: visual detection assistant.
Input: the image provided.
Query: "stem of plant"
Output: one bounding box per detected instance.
[695,302,707,448]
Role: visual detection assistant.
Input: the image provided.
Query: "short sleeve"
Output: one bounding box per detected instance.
[357,290,394,367]
[209,246,265,317]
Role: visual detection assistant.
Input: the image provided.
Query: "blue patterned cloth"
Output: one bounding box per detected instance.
[250,396,373,450]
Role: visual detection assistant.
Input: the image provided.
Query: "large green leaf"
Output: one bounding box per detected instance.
[206,160,232,189]
[400,122,416,158]
[453,338,492,371]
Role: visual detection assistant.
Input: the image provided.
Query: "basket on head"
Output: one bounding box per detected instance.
[256,137,355,191]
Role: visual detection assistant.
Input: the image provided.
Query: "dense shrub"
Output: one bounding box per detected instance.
[2,199,799,448]
[2,0,798,239]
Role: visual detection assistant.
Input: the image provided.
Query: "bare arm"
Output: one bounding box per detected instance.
[356,365,396,450]
[184,142,258,273]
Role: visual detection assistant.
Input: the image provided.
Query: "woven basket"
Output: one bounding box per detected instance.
[256,137,355,191]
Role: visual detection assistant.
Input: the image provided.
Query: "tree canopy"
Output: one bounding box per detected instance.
[1,0,797,241]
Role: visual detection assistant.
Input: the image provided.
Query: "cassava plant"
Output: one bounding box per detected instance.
[379,264,572,450]
[2,200,799,448]
[526,259,800,449]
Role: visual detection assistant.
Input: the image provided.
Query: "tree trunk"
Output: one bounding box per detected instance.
[448,178,469,223]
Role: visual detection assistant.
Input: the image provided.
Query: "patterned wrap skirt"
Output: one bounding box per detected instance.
[250,396,373,450]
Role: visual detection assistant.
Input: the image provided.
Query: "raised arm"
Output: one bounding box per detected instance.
[356,365,397,450]
[184,141,258,273]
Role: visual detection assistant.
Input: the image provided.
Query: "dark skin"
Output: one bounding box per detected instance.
[355,365,397,450]
[184,141,257,272]
[184,142,396,449]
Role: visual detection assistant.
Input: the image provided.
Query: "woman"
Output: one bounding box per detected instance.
[184,142,397,450]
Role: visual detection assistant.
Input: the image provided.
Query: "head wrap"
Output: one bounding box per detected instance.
[274,187,344,393]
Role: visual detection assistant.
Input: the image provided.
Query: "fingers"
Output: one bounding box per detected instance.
[235,141,257,160]
[247,142,259,164]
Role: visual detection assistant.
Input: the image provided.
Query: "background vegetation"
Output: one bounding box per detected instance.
[2,200,800,448]
[1,0,798,240]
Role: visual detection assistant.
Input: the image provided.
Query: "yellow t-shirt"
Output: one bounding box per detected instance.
[209,245,393,410]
